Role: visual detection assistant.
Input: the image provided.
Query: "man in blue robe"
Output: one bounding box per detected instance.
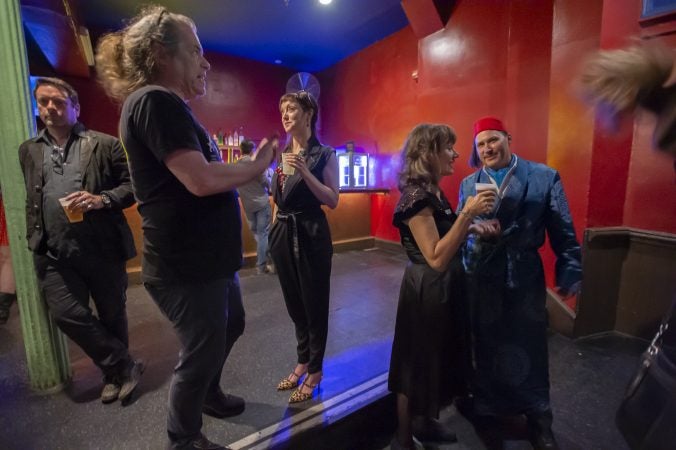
[458,117,582,450]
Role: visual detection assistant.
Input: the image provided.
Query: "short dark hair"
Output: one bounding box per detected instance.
[240,139,254,155]
[279,90,319,137]
[33,77,79,105]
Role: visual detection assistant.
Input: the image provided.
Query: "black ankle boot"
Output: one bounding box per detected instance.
[526,410,559,450]
[0,292,16,325]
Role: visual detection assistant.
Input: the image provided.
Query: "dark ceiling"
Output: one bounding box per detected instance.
[76,0,409,73]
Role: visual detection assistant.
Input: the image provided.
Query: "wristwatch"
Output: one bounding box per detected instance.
[100,192,112,209]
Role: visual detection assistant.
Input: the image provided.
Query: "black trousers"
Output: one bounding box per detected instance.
[269,214,332,374]
[145,274,245,448]
[33,253,132,378]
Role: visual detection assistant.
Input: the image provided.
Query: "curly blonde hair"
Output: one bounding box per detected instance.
[95,5,195,102]
[578,42,673,113]
[398,124,456,192]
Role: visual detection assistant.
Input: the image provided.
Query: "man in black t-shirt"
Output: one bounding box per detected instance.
[97,7,279,450]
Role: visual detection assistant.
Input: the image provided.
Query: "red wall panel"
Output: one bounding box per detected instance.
[191,52,295,142]
[541,0,603,287]
[62,75,122,137]
[320,0,562,243]
[319,26,420,239]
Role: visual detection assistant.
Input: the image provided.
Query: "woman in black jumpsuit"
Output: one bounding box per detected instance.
[270,91,339,403]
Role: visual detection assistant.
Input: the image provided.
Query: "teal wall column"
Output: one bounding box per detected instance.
[0,0,71,390]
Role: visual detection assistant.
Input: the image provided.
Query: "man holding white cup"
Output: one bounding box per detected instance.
[458,117,581,450]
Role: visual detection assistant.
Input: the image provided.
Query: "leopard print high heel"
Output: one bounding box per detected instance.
[276,371,305,391]
[288,378,321,403]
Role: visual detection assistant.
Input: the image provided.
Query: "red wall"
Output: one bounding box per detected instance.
[191,52,294,142]
[320,0,676,291]
[320,0,560,240]
[320,26,419,242]
[62,76,120,136]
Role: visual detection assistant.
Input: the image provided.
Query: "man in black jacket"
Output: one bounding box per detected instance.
[19,77,142,404]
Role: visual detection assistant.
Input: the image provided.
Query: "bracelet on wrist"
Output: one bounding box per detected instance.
[459,210,473,219]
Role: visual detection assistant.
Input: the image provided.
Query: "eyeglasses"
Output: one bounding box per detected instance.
[51,145,64,175]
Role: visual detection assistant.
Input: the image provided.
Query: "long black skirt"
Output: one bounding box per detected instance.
[388,258,469,418]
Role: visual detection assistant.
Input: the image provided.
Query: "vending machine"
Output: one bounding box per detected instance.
[351,153,368,188]
[336,142,369,188]
[338,152,351,188]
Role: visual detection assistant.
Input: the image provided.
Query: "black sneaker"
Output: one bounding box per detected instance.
[202,390,245,418]
[118,359,144,402]
[187,433,230,450]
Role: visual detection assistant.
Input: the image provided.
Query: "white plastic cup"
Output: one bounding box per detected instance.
[282,153,295,176]
[475,182,498,194]
[58,197,83,223]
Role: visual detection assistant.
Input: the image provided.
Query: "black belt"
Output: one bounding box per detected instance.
[276,209,322,261]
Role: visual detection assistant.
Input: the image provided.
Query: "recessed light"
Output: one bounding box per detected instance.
[275,59,282,64]
[319,0,332,5]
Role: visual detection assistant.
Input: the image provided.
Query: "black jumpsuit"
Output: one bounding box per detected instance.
[269,140,335,374]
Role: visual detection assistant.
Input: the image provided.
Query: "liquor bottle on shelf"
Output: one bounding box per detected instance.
[238,126,244,145]
[233,129,239,146]
[217,130,224,146]
[227,131,234,146]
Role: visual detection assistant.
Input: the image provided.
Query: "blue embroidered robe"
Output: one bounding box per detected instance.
[458,156,581,415]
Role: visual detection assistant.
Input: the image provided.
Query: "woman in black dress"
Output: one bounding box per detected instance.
[270,91,339,403]
[389,124,498,449]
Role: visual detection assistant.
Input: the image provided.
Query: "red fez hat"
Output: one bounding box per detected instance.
[473,116,507,137]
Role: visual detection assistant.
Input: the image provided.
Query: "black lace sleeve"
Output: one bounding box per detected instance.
[393,185,433,228]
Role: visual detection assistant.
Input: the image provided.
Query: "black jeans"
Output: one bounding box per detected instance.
[145,274,245,448]
[33,253,132,378]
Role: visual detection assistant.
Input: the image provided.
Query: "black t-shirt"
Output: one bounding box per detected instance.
[120,85,242,284]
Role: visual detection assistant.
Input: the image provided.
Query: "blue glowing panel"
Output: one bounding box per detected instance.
[352,154,368,188]
[29,75,39,117]
[338,152,350,188]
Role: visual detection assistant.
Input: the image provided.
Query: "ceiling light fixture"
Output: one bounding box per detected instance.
[319,0,332,5]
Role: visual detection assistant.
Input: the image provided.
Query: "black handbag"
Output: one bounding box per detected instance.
[616,300,676,450]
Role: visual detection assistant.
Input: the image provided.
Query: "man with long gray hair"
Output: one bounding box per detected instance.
[96,6,279,450]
